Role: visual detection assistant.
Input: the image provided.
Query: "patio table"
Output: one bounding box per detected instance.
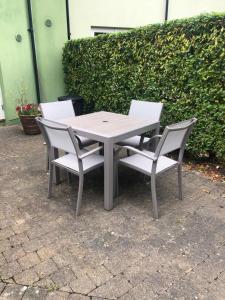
[59,111,159,210]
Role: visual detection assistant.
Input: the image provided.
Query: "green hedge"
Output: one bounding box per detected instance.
[63,14,225,163]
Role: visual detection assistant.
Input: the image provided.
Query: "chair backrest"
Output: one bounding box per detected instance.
[36,117,81,157]
[128,100,163,122]
[155,118,197,158]
[40,100,75,121]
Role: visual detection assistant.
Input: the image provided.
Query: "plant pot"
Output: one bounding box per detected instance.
[19,115,41,135]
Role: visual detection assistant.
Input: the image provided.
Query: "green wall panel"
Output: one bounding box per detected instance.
[0,0,67,122]
[32,0,67,102]
[0,0,37,121]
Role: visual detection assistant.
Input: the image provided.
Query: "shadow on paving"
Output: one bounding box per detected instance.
[0,125,224,300]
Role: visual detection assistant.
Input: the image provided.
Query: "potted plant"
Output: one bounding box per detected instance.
[16,103,41,135]
[16,95,41,135]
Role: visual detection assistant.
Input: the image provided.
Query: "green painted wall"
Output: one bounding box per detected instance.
[0,0,37,122]
[0,0,67,122]
[32,0,67,101]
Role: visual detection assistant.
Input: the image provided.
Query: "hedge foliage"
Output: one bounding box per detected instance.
[63,14,225,163]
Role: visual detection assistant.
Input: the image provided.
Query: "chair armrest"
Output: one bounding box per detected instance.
[122,146,157,161]
[146,135,162,147]
[79,146,103,159]
[149,134,162,141]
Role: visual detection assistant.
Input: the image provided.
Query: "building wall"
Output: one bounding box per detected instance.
[31,0,67,101]
[69,0,165,38]
[168,0,225,20]
[69,0,225,38]
[0,0,37,122]
[0,0,67,122]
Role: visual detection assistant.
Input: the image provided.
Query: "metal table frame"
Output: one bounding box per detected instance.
[59,111,159,210]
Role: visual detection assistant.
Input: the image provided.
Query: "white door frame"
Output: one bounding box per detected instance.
[0,85,5,120]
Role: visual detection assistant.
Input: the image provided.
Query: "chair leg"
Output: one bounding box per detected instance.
[48,163,54,198]
[151,175,159,219]
[46,151,49,171]
[114,162,119,197]
[67,172,72,185]
[178,164,183,200]
[76,174,84,217]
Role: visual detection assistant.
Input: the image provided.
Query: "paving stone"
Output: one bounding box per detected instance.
[0,227,14,241]
[12,222,30,235]
[68,294,90,300]
[91,298,109,300]
[52,251,75,268]
[18,252,40,270]
[85,265,113,287]
[89,275,132,299]
[0,284,27,299]
[160,277,202,299]
[37,245,58,261]
[22,238,44,253]
[70,274,96,295]
[119,281,158,300]
[118,294,136,300]
[103,250,143,275]
[0,261,21,279]
[9,233,29,246]
[33,276,56,289]
[0,283,6,294]
[60,285,73,293]
[0,239,11,253]
[14,269,39,285]
[22,286,48,300]
[187,251,225,287]
[34,259,58,279]
[91,298,110,300]
[200,278,225,300]
[1,126,225,299]
[51,266,76,288]
[0,253,6,266]
[46,291,69,300]
[123,250,163,286]
[3,245,26,262]
[2,278,14,284]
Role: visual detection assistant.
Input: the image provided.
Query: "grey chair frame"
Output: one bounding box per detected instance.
[40,100,97,171]
[36,117,103,216]
[117,99,164,151]
[118,118,197,219]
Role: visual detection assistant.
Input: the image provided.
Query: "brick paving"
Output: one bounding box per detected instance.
[0,125,224,300]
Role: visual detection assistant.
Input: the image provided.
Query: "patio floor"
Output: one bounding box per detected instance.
[0,125,225,300]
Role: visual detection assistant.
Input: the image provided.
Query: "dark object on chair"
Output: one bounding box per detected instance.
[58,95,84,116]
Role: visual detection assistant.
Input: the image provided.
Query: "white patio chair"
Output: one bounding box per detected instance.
[117,118,197,219]
[40,100,96,171]
[40,100,96,148]
[36,117,104,216]
[117,100,163,149]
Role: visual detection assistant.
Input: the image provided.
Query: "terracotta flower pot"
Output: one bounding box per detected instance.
[19,115,41,135]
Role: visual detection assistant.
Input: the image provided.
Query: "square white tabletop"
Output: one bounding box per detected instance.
[59,111,158,143]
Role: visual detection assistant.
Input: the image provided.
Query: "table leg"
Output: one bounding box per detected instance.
[104,141,114,210]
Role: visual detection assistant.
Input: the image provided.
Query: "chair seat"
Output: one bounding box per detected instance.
[77,135,96,147]
[119,150,178,176]
[117,136,150,147]
[53,152,104,174]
